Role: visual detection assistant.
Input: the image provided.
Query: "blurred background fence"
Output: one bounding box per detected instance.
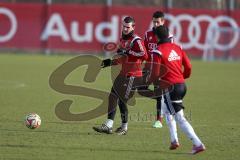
[1,0,240,60]
[2,0,240,9]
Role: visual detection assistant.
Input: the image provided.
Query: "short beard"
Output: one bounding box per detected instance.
[122,31,134,40]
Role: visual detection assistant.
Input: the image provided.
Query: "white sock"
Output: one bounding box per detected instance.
[175,110,202,146]
[105,119,114,128]
[121,123,128,130]
[165,113,178,143]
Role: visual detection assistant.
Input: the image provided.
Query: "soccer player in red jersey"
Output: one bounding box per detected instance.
[93,16,148,135]
[154,25,206,154]
[141,11,173,128]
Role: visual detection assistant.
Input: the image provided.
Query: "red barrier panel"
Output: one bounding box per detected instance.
[0,3,240,58]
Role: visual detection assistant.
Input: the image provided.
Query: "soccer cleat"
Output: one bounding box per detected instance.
[191,144,206,155]
[115,127,127,135]
[169,141,180,150]
[152,120,163,128]
[93,124,113,134]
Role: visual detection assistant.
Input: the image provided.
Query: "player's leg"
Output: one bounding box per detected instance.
[106,87,119,127]
[156,96,162,121]
[174,109,205,154]
[165,113,179,149]
[92,87,118,134]
[116,76,141,135]
[153,96,163,128]
[137,85,157,98]
[138,81,164,128]
[153,83,164,128]
[162,95,179,149]
[137,70,156,98]
[115,99,128,135]
[170,83,205,154]
[153,79,172,128]
[92,75,124,134]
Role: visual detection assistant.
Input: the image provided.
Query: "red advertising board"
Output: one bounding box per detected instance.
[0,3,240,58]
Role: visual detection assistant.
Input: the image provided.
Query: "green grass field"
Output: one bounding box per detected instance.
[0,53,240,160]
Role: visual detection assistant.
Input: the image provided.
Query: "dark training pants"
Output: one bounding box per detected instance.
[137,83,162,119]
[107,74,142,123]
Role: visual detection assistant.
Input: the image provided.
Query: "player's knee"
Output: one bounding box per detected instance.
[174,109,187,124]
[165,114,175,125]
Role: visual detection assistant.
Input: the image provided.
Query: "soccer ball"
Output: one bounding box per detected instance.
[25,113,41,129]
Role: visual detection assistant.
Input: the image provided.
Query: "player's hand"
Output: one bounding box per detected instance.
[101,59,112,68]
[117,48,129,55]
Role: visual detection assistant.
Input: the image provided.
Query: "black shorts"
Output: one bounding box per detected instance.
[163,83,187,114]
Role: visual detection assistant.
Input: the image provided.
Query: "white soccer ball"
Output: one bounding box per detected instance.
[25,113,41,129]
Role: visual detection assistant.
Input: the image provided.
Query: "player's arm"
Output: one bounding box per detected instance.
[102,38,148,68]
[142,33,150,72]
[101,58,112,68]
[128,39,148,60]
[144,32,149,53]
[150,49,162,79]
[182,50,192,79]
[101,41,126,68]
[101,52,126,68]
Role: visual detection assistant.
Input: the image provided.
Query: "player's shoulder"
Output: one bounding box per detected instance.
[131,34,142,42]
[158,42,176,51]
[129,34,143,47]
[132,34,141,39]
[171,43,182,50]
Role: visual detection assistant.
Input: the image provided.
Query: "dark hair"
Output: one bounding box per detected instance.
[123,16,135,25]
[154,25,170,43]
[152,11,164,19]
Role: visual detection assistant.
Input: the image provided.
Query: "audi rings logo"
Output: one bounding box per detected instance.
[165,14,239,51]
[0,7,17,43]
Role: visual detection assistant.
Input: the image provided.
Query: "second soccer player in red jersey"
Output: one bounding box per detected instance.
[154,25,206,154]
